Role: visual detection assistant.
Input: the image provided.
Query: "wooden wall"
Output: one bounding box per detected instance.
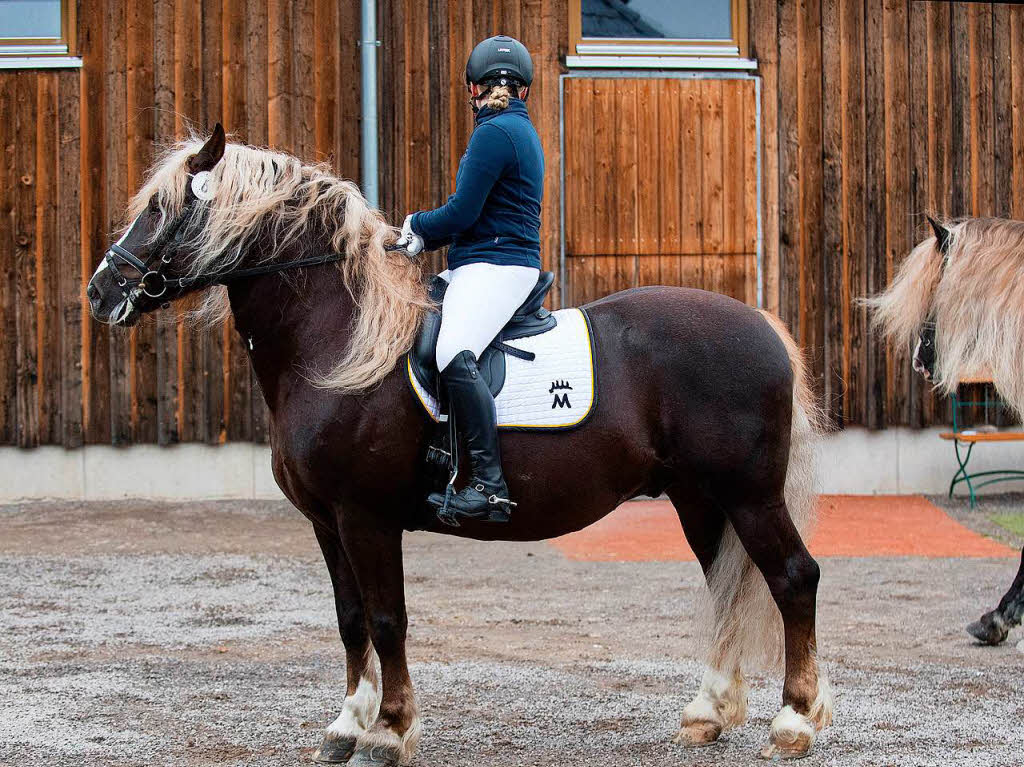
[562,76,758,307]
[751,0,1024,428]
[4,0,1024,446]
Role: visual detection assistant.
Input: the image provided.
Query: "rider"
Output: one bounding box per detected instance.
[396,35,543,523]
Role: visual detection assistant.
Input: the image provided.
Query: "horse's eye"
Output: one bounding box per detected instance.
[148,196,160,213]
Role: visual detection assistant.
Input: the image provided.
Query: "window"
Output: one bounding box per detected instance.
[568,0,750,68]
[0,0,79,68]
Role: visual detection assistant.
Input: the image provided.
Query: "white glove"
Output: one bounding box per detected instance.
[395,214,425,257]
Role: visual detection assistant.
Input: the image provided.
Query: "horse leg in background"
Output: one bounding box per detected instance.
[667,490,749,747]
[339,514,421,767]
[967,546,1024,646]
[312,526,380,764]
[725,496,832,759]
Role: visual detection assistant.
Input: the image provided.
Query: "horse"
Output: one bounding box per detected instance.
[867,215,1024,646]
[86,125,833,765]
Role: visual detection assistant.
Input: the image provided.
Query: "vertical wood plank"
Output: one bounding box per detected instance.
[268,0,294,152]
[80,0,110,443]
[176,0,208,443]
[247,0,269,442]
[613,79,638,292]
[313,0,337,162]
[799,0,825,407]
[57,71,83,447]
[1011,5,1024,220]
[721,80,746,301]
[106,0,132,444]
[883,0,911,426]
[864,0,887,429]
[635,77,660,288]
[0,76,14,444]
[154,0,179,444]
[293,0,316,161]
[820,0,843,423]
[679,80,703,290]
[127,0,158,444]
[992,2,1013,220]
[656,78,681,288]
[700,79,725,296]
[199,0,225,444]
[14,73,40,447]
[742,79,758,306]
[776,0,800,340]
[36,74,60,443]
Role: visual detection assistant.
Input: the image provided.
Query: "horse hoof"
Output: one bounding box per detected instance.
[760,706,815,760]
[966,611,1008,645]
[346,745,402,767]
[673,721,723,747]
[311,735,357,763]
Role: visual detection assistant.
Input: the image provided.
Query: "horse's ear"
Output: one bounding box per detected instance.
[188,123,226,173]
[927,215,952,256]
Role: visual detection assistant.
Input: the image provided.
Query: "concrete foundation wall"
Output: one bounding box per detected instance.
[2,427,1024,503]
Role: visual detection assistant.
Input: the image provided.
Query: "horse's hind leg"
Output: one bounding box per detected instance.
[725,496,832,759]
[312,526,380,763]
[967,545,1024,645]
[667,490,750,747]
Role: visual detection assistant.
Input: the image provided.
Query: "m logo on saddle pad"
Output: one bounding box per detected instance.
[408,308,596,430]
[550,381,572,409]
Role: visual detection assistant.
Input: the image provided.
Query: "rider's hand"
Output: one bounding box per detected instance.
[396,214,425,257]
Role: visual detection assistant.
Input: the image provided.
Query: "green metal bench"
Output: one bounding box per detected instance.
[941,376,1024,508]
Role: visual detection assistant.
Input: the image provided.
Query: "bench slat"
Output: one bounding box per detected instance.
[939,431,1024,442]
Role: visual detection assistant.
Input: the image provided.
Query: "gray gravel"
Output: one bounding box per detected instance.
[1,499,1023,766]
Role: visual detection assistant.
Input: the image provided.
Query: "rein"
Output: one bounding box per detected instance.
[106,195,409,307]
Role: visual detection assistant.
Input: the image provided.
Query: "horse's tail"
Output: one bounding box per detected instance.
[698,310,824,672]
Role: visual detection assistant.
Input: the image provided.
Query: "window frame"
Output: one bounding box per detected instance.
[568,0,749,66]
[0,0,80,69]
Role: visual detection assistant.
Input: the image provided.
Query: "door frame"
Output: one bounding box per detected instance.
[558,70,763,308]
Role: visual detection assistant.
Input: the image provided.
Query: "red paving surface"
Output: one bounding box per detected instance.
[550,495,1017,562]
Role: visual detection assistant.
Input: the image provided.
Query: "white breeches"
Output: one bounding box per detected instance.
[435,262,540,370]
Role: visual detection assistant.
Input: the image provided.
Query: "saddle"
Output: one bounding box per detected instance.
[409,271,557,403]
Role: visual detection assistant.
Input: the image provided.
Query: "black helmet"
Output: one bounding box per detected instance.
[465,35,534,88]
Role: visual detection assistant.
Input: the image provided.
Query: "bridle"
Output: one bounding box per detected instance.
[104,189,408,317]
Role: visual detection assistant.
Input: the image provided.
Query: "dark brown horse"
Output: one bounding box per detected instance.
[87,126,833,764]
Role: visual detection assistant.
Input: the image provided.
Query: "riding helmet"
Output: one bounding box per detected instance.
[465,35,534,88]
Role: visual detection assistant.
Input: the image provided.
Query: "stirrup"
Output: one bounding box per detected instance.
[428,484,516,527]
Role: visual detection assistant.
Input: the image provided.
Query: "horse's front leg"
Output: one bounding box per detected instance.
[339,514,420,767]
[312,526,381,763]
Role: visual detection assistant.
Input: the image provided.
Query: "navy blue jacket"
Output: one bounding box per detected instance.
[411,99,544,270]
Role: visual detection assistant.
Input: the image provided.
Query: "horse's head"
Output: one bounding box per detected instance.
[909,216,953,380]
[867,215,955,381]
[87,124,226,326]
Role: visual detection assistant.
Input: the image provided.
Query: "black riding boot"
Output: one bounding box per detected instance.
[428,350,514,524]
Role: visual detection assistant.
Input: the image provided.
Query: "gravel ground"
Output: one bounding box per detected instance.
[1,498,1023,767]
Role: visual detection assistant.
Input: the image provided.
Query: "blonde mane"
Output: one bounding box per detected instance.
[126,135,429,392]
[867,216,1024,416]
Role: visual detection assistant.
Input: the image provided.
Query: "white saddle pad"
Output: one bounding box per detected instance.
[408,308,596,430]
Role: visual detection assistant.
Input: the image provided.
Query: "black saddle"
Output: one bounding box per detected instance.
[409,271,557,402]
